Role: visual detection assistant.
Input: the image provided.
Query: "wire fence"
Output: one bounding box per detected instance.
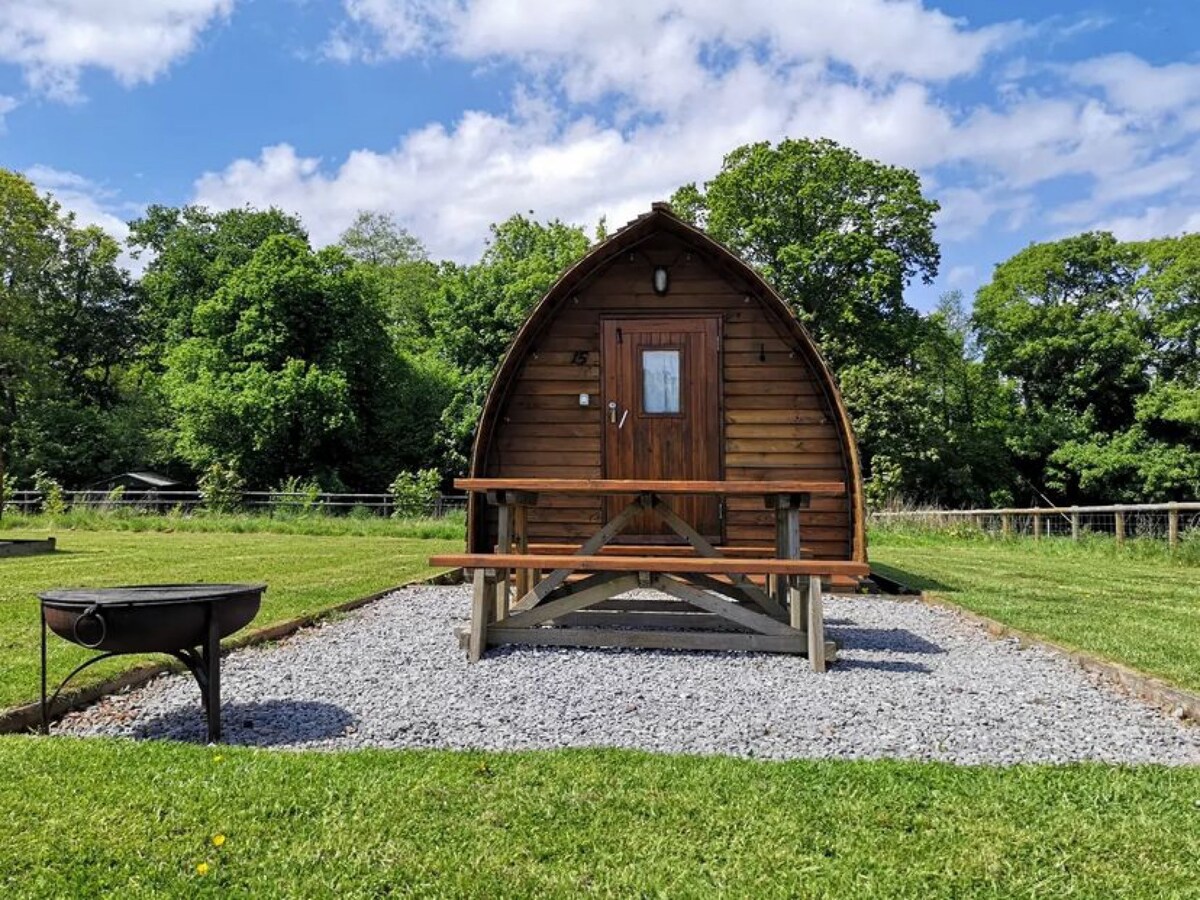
[1,490,469,519]
[872,502,1200,551]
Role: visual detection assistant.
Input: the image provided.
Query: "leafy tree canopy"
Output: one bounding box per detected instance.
[129,204,307,352]
[336,211,439,349]
[0,169,151,487]
[672,137,940,366]
[975,231,1200,502]
[160,234,443,489]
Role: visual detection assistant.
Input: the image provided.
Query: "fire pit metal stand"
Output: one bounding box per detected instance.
[38,584,264,743]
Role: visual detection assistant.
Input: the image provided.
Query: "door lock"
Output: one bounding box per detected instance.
[608,400,618,423]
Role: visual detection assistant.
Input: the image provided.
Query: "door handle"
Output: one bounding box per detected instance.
[618,409,629,429]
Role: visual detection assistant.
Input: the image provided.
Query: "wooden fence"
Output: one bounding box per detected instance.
[1,490,468,518]
[873,502,1200,551]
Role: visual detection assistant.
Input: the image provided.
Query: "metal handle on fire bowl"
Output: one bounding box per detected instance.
[72,603,108,649]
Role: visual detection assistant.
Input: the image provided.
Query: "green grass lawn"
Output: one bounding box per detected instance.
[1,738,1197,898]
[870,531,1200,694]
[0,528,460,712]
[2,524,1198,897]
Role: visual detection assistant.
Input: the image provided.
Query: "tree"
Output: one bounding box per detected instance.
[159,233,449,489]
[129,204,307,354]
[0,169,56,506]
[974,231,1200,502]
[672,137,940,367]
[428,214,589,471]
[336,211,440,349]
[0,169,154,488]
[841,293,1017,507]
[672,138,967,505]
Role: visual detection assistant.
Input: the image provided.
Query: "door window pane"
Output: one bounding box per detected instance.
[643,349,681,414]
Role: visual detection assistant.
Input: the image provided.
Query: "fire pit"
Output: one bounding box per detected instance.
[39,583,266,742]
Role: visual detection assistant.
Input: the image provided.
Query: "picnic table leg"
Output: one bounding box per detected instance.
[771,493,811,635]
[807,574,826,673]
[469,568,495,662]
[509,495,648,613]
[495,501,512,621]
[514,503,529,600]
[770,503,786,609]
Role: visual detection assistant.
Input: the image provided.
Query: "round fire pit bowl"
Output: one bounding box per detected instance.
[38,583,266,743]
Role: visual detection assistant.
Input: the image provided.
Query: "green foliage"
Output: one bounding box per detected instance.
[270,476,323,516]
[198,462,244,513]
[672,137,939,367]
[1,509,466,539]
[975,231,1200,503]
[103,485,126,512]
[5,153,1198,510]
[157,233,435,488]
[0,471,16,512]
[389,468,441,517]
[129,204,308,352]
[429,214,589,373]
[0,169,154,486]
[337,211,440,348]
[31,470,66,516]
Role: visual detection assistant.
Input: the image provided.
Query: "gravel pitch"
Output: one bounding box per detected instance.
[58,585,1200,764]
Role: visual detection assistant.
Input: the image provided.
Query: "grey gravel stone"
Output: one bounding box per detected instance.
[58,585,1200,764]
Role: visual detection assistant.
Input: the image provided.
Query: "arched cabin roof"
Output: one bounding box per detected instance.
[468,203,866,562]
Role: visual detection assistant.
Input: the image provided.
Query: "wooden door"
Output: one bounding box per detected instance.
[602,316,722,541]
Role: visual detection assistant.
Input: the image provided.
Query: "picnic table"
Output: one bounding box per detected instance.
[430,478,869,670]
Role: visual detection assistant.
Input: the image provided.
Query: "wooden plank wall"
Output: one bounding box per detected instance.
[483,233,853,559]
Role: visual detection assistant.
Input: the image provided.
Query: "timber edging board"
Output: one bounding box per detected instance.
[0,568,465,735]
[916,592,1200,724]
[0,538,56,558]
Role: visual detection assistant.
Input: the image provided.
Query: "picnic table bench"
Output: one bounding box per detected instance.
[430,478,869,671]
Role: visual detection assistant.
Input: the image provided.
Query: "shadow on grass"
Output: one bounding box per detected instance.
[132,700,354,746]
[870,562,956,593]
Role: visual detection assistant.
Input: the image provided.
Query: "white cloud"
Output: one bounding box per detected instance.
[1070,53,1200,118]
[330,0,1019,98]
[194,5,1200,262]
[0,93,18,128]
[196,55,997,259]
[0,0,234,99]
[1093,205,1200,242]
[935,185,1035,240]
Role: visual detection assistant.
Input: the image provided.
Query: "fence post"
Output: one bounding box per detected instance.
[1001,513,1011,538]
[1168,502,1179,552]
[1114,508,1125,547]
[1032,511,1041,540]
[1071,507,1080,541]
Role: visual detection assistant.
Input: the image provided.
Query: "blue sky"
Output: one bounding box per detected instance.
[1,1,1198,311]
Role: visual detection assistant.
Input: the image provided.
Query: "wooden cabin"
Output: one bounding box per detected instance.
[432,202,869,670]
[467,202,866,564]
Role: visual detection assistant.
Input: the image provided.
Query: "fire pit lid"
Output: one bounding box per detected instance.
[38,583,267,608]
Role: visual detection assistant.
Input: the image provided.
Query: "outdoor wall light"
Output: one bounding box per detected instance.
[652,265,670,296]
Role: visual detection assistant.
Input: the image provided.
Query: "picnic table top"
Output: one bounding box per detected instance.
[454,478,846,496]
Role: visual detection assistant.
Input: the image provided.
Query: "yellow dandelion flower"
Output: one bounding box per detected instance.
[213,754,224,763]
[212,834,226,848]
[196,862,210,876]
